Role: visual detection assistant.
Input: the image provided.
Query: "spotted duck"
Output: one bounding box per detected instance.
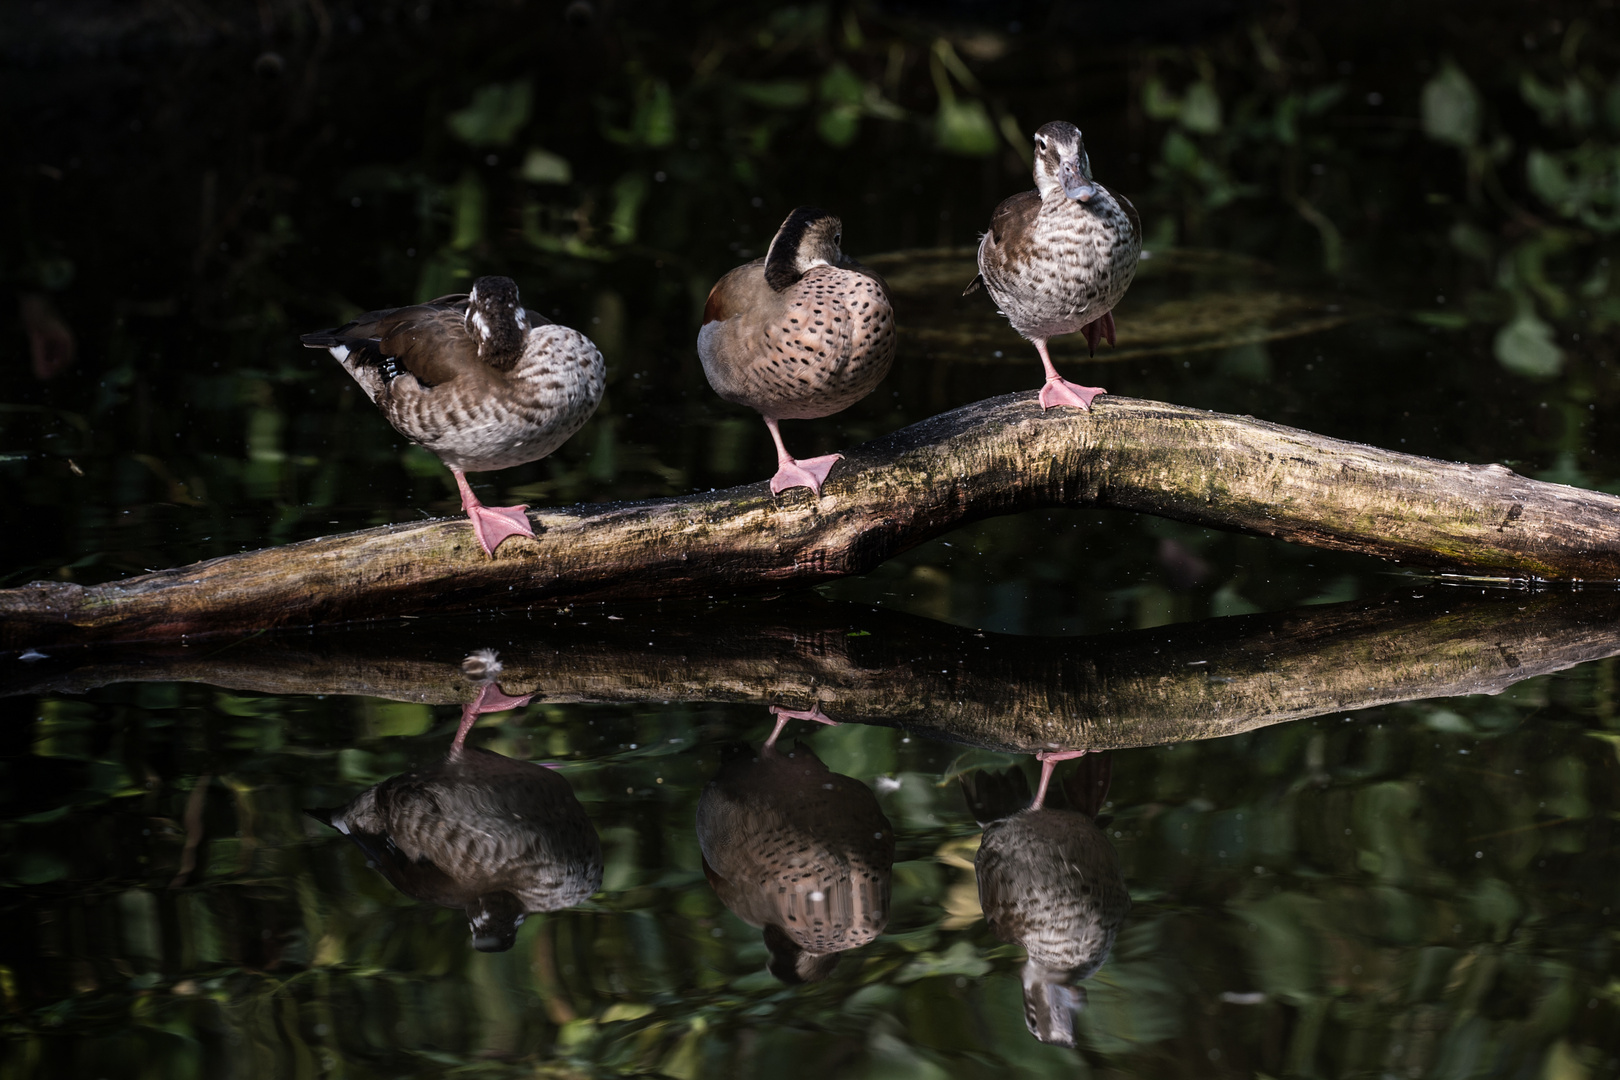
[698,207,895,496]
[696,706,894,982]
[301,276,605,554]
[966,121,1141,410]
[963,751,1129,1046]
[308,651,602,951]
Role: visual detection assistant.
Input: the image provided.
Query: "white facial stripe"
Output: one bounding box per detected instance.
[472,310,491,341]
[515,308,528,331]
[328,344,350,362]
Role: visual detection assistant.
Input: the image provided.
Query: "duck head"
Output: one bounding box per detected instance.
[1022,959,1087,1046]
[762,922,842,983]
[466,275,530,367]
[466,889,527,952]
[1031,121,1097,203]
[764,207,844,291]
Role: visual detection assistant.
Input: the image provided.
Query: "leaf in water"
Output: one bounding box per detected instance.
[1143,78,1182,121]
[7,851,69,885]
[936,97,998,156]
[600,1001,655,1023]
[638,81,677,147]
[817,104,861,147]
[893,940,991,984]
[1180,81,1222,134]
[737,80,811,109]
[610,173,648,244]
[520,148,572,185]
[1229,892,1322,1005]
[446,81,532,147]
[1527,148,1572,211]
[1493,305,1565,377]
[450,171,485,251]
[820,63,864,107]
[1422,62,1481,147]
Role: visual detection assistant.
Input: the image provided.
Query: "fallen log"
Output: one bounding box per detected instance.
[2,392,1618,649]
[6,591,1617,753]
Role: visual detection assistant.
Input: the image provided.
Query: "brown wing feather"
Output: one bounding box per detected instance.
[703,259,764,325]
[982,190,1042,272]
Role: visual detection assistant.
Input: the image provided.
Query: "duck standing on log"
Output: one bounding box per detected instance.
[308,650,602,952]
[962,750,1129,1046]
[301,276,605,555]
[698,207,896,496]
[696,706,895,982]
[966,121,1141,410]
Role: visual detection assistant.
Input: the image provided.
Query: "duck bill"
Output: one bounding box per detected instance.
[1060,159,1096,202]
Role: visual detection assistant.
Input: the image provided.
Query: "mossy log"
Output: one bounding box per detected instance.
[2,392,1618,649]
[7,591,1617,753]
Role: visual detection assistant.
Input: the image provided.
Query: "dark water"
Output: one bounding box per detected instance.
[4,2,1620,1076]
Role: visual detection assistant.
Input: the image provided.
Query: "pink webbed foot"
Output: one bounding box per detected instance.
[1031,749,1089,811]
[451,466,532,555]
[1079,311,1117,357]
[1038,378,1108,411]
[765,703,840,750]
[465,502,534,555]
[769,454,844,496]
[450,682,537,757]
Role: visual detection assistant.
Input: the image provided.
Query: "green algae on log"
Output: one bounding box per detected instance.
[5,592,1617,754]
[1,392,1618,648]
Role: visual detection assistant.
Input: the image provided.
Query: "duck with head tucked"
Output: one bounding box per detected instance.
[308,651,602,952]
[696,706,894,983]
[301,276,605,555]
[698,207,896,496]
[966,121,1141,411]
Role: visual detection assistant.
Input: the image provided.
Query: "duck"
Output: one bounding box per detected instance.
[301,276,605,555]
[698,207,896,496]
[308,651,602,951]
[961,750,1129,1046]
[695,706,894,982]
[965,121,1141,411]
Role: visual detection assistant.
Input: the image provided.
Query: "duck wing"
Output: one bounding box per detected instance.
[974,189,1042,287]
[301,300,479,388]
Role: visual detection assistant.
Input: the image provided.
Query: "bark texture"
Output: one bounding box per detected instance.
[2,392,1617,648]
[8,591,1616,753]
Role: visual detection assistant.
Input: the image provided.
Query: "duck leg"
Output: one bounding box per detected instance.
[765,703,840,750]
[763,417,843,496]
[449,681,536,757]
[1078,311,1117,357]
[450,466,533,555]
[1030,749,1088,811]
[1033,339,1107,411]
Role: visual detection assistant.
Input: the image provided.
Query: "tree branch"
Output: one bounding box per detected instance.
[2,393,1617,648]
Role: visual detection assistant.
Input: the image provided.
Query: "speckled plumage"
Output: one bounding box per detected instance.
[698,207,895,495]
[965,754,1129,1045]
[301,275,604,552]
[976,807,1128,979]
[696,737,895,982]
[313,744,602,951]
[969,121,1141,410]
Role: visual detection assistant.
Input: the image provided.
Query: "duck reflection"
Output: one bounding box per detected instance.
[697,706,895,982]
[963,750,1129,1046]
[310,655,602,951]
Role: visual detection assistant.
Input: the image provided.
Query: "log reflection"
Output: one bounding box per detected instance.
[7,588,1619,753]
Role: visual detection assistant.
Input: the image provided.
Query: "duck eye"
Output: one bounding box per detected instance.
[834,233,842,245]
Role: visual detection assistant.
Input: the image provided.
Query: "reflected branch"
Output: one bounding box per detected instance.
[3,393,1619,647]
[9,590,1618,752]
